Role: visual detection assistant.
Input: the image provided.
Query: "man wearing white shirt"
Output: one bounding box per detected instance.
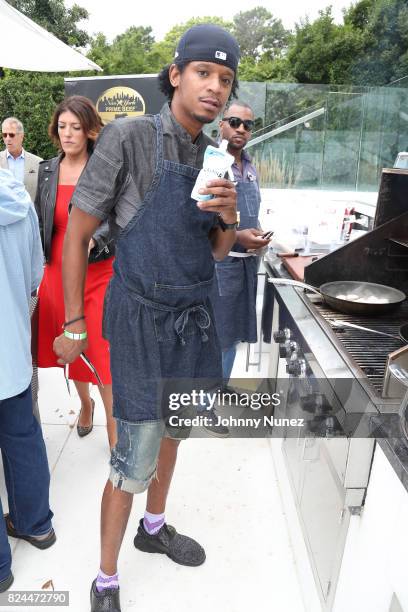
[0,117,42,201]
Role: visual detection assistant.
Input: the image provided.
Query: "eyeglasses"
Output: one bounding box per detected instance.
[221,117,254,131]
[2,132,16,138]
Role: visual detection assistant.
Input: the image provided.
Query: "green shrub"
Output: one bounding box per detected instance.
[0,73,65,160]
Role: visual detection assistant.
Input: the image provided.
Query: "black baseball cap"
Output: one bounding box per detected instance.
[174,24,240,74]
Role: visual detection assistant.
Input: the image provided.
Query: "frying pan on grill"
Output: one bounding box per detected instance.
[267,278,406,315]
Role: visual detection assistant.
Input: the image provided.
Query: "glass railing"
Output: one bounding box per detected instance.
[230,82,408,192]
[249,110,325,188]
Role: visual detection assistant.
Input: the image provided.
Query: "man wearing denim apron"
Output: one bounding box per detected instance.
[53,24,240,612]
[210,104,269,403]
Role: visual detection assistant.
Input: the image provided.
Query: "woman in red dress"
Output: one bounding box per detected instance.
[35,96,116,448]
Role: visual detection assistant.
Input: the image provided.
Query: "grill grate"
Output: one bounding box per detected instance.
[313,301,408,395]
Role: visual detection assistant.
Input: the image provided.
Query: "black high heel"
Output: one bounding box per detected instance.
[77,398,95,437]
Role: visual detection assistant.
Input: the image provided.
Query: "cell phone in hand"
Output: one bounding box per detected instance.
[261,231,274,240]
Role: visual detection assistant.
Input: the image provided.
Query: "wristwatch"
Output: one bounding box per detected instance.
[217,213,239,231]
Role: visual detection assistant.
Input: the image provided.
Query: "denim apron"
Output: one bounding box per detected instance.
[210,179,261,350]
[103,115,222,423]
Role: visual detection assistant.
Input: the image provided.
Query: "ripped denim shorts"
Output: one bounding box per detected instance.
[109,419,166,494]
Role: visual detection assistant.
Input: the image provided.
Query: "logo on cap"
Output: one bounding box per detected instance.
[215,51,227,61]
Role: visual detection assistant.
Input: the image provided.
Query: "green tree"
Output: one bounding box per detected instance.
[110,26,155,74]
[344,0,374,30]
[232,7,290,60]
[346,0,408,85]
[88,26,155,75]
[89,16,235,76]
[285,0,408,86]
[7,0,90,47]
[86,33,111,72]
[86,12,292,81]
[286,8,364,84]
[238,56,292,82]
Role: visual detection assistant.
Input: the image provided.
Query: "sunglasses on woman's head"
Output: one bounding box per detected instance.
[221,117,254,131]
[2,132,16,138]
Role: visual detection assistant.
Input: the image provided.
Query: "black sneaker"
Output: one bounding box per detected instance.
[202,410,230,437]
[90,579,121,612]
[0,573,14,593]
[134,520,206,566]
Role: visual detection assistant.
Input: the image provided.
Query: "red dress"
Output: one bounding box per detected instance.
[37,184,113,385]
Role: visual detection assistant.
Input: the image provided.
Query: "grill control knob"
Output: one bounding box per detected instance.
[279,343,290,358]
[273,328,291,343]
[286,359,306,377]
[279,341,299,358]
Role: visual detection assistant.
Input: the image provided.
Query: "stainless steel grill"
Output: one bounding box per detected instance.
[313,301,408,395]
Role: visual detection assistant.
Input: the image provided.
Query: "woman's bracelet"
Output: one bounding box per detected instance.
[63,330,87,341]
[63,315,86,329]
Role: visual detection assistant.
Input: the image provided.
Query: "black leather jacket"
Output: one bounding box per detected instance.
[34,155,115,263]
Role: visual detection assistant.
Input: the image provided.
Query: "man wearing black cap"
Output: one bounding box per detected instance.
[53,24,240,612]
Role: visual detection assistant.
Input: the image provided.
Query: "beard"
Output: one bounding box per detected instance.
[227,140,244,152]
[191,111,216,125]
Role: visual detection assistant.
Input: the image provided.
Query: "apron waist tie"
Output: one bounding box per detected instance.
[174,305,211,346]
[116,278,211,345]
